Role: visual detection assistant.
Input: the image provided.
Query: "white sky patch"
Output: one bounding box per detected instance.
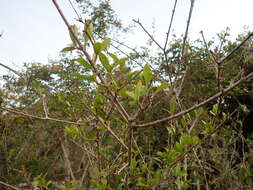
[0,0,252,75]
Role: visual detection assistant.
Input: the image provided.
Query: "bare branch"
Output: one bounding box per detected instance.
[0,62,21,77]
[0,181,21,190]
[133,19,164,51]
[164,0,178,50]
[181,0,195,57]
[218,32,253,64]
[97,117,128,150]
[0,105,91,126]
[134,72,253,127]
[60,139,76,180]
[67,0,82,21]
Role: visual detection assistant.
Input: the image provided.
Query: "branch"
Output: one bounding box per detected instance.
[0,181,21,190]
[52,0,130,123]
[181,0,195,57]
[97,117,128,150]
[124,125,133,190]
[0,106,91,126]
[134,72,253,127]
[133,19,164,51]
[218,32,253,64]
[164,0,178,50]
[0,62,21,77]
[60,139,76,180]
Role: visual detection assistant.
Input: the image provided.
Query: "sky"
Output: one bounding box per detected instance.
[0,0,252,75]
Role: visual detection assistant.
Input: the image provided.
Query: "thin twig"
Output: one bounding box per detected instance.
[181,0,195,57]
[60,139,76,180]
[97,117,128,150]
[0,106,90,126]
[218,32,253,64]
[133,19,163,51]
[67,0,82,21]
[164,0,178,50]
[200,30,217,63]
[0,181,21,190]
[42,95,49,118]
[124,125,133,190]
[0,62,21,77]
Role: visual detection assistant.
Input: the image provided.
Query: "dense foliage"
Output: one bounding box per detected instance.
[1,1,253,189]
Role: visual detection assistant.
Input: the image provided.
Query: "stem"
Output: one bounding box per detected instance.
[181,0,195,57]
[164,0,178,50]
[124,125,133,190]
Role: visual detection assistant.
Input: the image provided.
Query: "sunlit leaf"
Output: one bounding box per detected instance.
[180,135,192,145]
[69,24,79,45]
[99,53,112,72]
[125,91,137,101]
[101,38,111,50]
[61,46,76,52]
[192,136,199,144]
[73,73,96,82]
[109,52,119,63]
[75,57,91,69]
[174,142,184,153]
[94,42,102,54]
[86,21,93,40]
[143,64,153,86]
[134,80,142,101]
[155,83,169,94]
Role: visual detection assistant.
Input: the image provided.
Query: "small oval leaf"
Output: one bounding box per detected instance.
[99,53,112,72]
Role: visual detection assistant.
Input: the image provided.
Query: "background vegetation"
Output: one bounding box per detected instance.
[1,0,253,189]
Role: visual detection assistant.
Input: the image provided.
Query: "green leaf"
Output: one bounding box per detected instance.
[101,38,111,50]
[99,53,112,72]
[155,83,169,94]
[210,104,219,115]
[192,136,199,144]
[97,125,107,130]
[143,64,153,86]
[170,102,176,114]
[75,58,91,69]
[125,91,137,101]
[119,87,127,96]
[119,58,127,71]
[94,42,102,54]
[181,118,187,127]
[134,80,142,101]
[73,73,96,82]
[180,135,192,146]
[108,52,119,63]
[69,24,79,45]
[86,22,93,39]
[93,39,111,55]
[174,142,184,153]
[61,46,76,52]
